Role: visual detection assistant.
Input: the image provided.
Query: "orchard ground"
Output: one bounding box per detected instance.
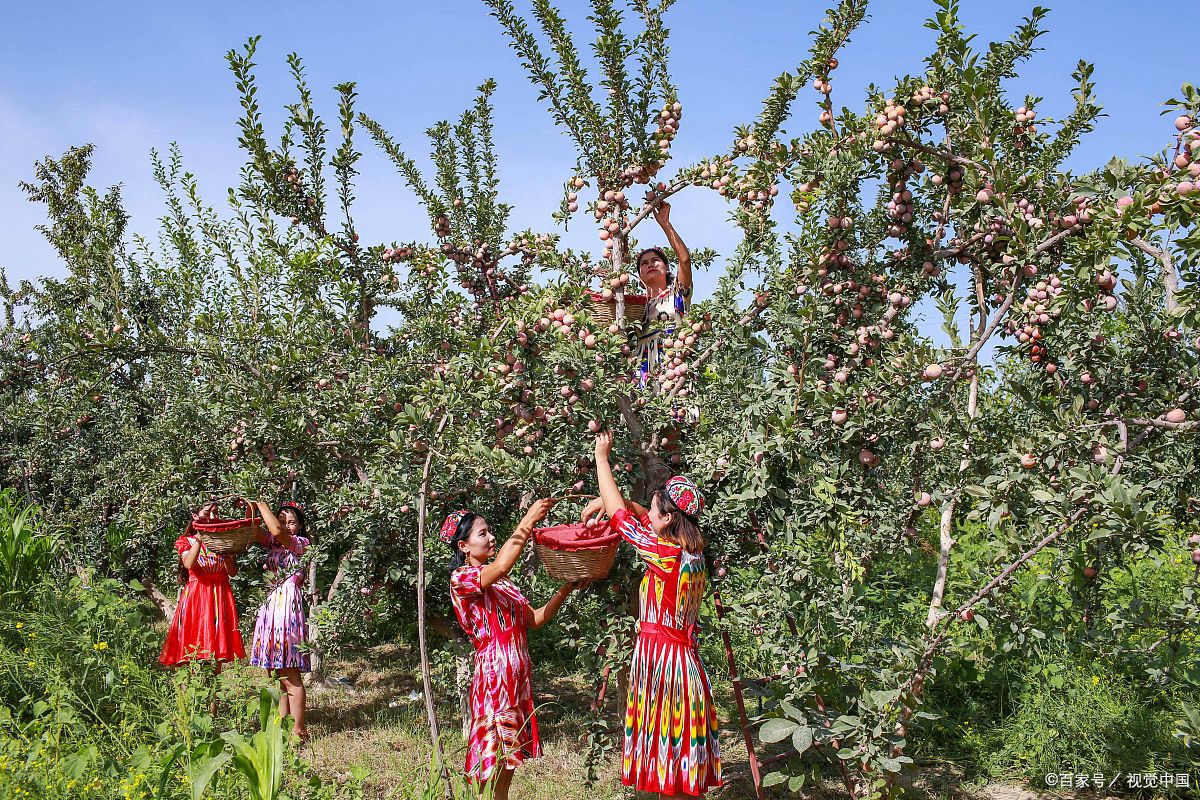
[259,642,1101,800]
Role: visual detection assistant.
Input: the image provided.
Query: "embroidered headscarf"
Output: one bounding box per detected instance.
[440,510,472,545]
[665,475,704,518]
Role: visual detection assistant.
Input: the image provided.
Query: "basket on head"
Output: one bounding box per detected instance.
[191,501,262,554]
[533,520,620,582]
[587,291,647,327]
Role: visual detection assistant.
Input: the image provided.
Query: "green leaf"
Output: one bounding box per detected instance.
[760,717,799,744]
[791,725,814,755]
[762,771,787,787]
[191,749,233,800]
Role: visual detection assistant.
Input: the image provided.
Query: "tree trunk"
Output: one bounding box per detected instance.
[417,415,454,800]
[142,573,176,619]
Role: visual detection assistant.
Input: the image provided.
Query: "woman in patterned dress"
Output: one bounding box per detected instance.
[635,200,693,389]
[249,501,311,740]
[159,502,246,670]
[586,430,722,797]
[443,499,582,800]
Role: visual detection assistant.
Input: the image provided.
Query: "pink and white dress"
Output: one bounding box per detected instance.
[450,565,540,783]
[249,536,310,671]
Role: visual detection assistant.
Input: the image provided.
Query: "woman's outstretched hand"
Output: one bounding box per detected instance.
[594,430,614,461]
[520,497,556,530]
[653,200,672,227]
[579,496,605,524]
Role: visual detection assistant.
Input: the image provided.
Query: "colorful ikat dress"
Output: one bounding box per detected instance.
[160,535,246,665]
[611,507,721,796]
[450,565,541,783]
[249,535,311,671]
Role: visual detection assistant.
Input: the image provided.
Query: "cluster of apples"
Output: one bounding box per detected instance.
[811,230,915,348]
[648,316,712,399]
[486,309,625,456]
[884,156,926,238]
[380,245,414,263]
[866,86,950,153]
[1009,105,1041,150]
[1169,116,1200,195]
[699,159,736,195]
[654,101,683,160]
[226,419,250,464]
[432,213,452,238]
[592,183,632,254]
[283,165,315,226]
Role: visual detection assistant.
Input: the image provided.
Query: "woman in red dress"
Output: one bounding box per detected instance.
[160,503,246,669]
[443,499,582,800]
[586,430,722,797]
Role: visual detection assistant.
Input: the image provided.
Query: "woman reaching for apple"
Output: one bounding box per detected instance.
[583,430,722,797]
[634,200,693,389]
[443,499,585,800]
[247,500,312,741]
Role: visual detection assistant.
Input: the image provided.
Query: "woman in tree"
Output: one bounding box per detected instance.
[159,502,246,670]
[443,499,582,800]
[584,430,722,797]
[248,501,311,741]
[634,200,693,389]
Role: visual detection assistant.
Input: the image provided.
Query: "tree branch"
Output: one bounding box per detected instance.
[1130,237,1178,313]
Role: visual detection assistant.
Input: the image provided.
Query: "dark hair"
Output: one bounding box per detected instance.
[651,490,705,552]
[276,504,309,539]
[636,247,673,286]
[446,511,479,573]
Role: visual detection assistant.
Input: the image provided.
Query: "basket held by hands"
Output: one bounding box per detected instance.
[587,291,647,327]
[190,502,262,554]
[533,520,619,582]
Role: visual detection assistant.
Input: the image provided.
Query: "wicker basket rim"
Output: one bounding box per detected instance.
[191,518,260,533]
[587,291,648,303]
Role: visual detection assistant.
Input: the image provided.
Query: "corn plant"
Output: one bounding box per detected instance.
[0,489,54,595]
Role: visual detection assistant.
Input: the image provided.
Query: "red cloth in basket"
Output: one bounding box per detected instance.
[533,521,619,551]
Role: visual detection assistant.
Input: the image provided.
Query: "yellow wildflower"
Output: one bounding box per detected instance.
[93,641,108,651]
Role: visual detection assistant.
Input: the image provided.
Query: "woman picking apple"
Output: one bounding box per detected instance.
[634,200,693,388]
[443,499,585,800]
[247,500,312,741]
[584,430,722,797]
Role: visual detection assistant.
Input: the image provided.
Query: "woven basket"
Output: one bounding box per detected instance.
[534,521,619,582]
[587,291,647,327]
[191,503,262,554]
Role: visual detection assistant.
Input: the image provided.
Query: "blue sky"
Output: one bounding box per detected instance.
[0,1,1190,343]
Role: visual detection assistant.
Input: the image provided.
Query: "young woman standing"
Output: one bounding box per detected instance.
[443,499,581,800]
[248,501,311,740]
[587,430,721,797]
[159,502,245,670]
